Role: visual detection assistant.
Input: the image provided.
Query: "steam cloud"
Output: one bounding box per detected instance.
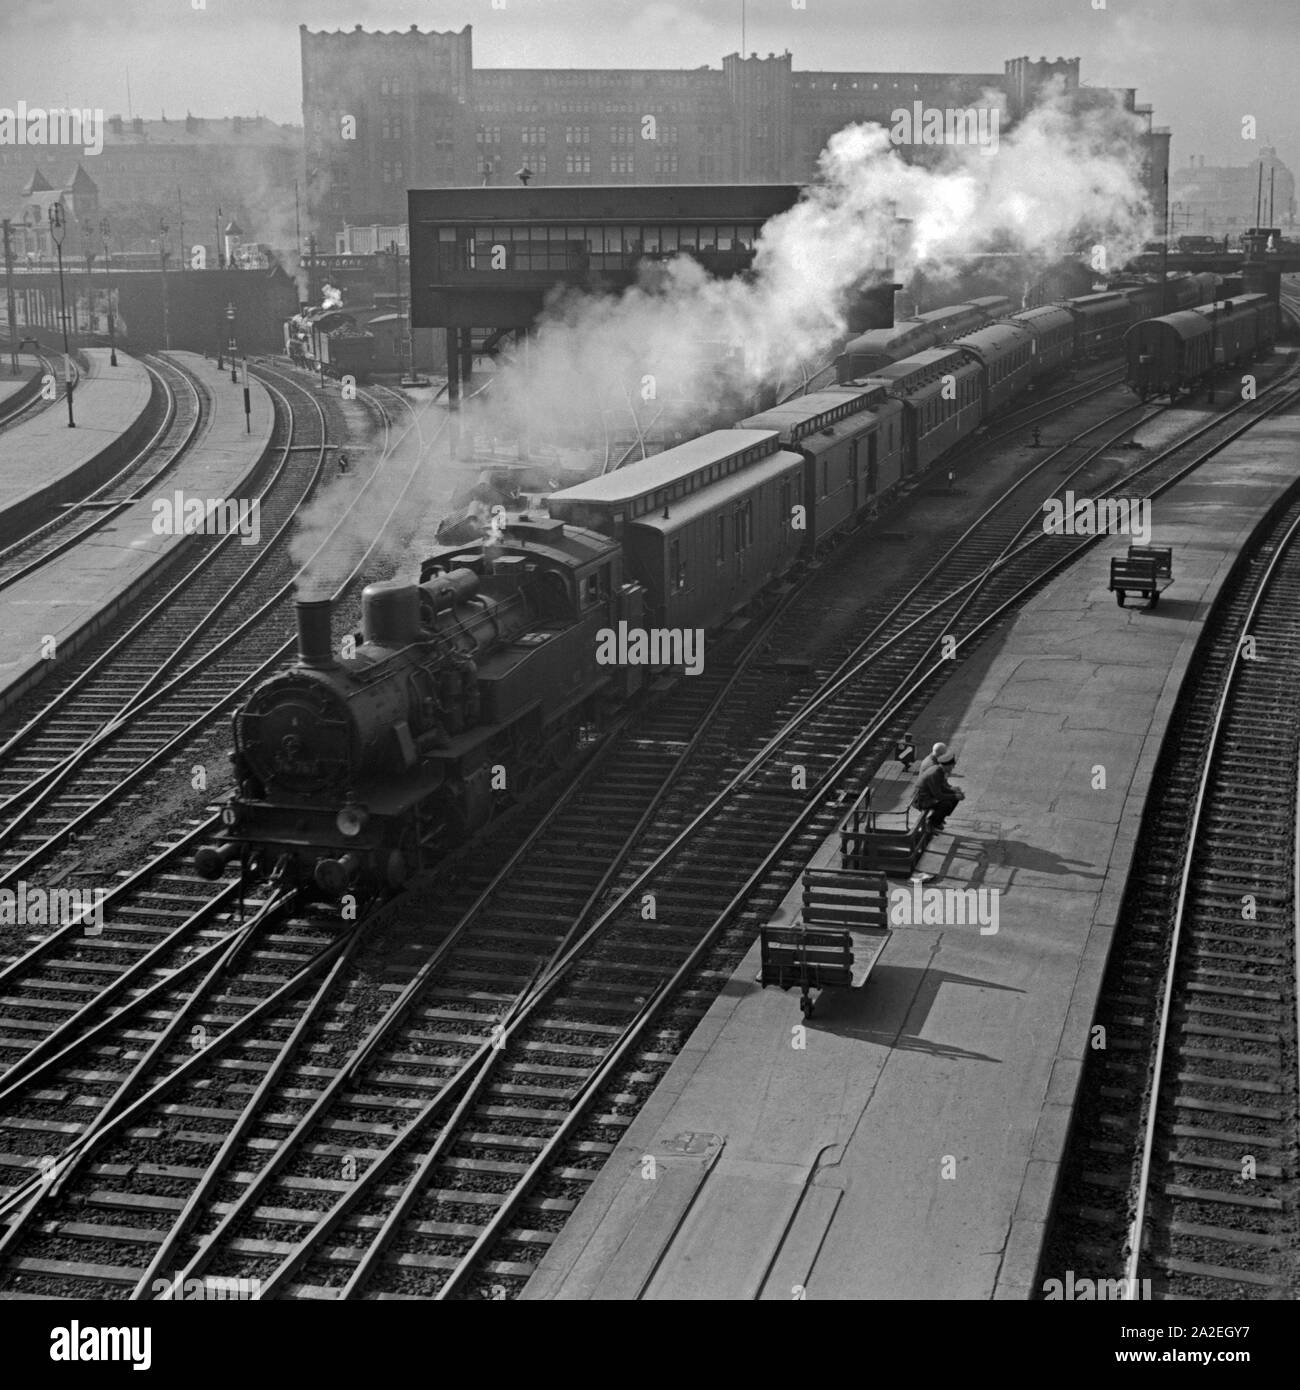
[469,81,1153,450]
[291,83,1155,601]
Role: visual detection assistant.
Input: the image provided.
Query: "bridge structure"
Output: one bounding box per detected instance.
[407,184,899,406]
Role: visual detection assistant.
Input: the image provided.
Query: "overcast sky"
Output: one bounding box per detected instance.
[2,0,1296,173]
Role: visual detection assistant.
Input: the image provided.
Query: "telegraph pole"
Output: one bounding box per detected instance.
[1159,169,1170,314]
[100,217,117,366]
[2,218,18,374]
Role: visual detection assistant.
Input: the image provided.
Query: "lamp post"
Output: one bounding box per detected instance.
[82,230,95,339]
[99,217,117,366]
[158,217,172,350]
[46,201,75,427]
[226,302,237,383]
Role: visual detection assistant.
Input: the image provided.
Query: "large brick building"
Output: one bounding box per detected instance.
[302,25,1148,241]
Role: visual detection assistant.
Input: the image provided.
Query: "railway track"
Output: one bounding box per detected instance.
[0,377,461,1296]
[0,357,1291,1298]
[0,351,80,433]
[1043,484,1300,1301]
[0,354,208,591]
[0,363,435,895]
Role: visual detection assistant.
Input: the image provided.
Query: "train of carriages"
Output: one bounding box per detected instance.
[196,272,1266,899]
[833,273,1221,384]
[1124,293,1278,401]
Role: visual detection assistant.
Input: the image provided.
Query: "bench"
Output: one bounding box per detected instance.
[1109,545,1173,609]
[759,866,891,1016]
[837,762,931,876]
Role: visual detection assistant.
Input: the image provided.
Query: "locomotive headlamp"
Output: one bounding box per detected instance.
[336,804,370,837]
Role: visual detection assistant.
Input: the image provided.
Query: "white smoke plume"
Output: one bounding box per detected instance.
[321,283,343,309]
[290,84,1155,603]
[468,81,1153,450]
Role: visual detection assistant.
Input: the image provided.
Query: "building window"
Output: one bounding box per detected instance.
[610,151,634,176]
[565,151,591,175]
[610,124,635,146]
[381,117,402,141]
[653,150,678,176]
[660,124,679,146]
[565,125,591,146]
[521,125,547,146]
[531,151,548,175]
[476,126,501,147]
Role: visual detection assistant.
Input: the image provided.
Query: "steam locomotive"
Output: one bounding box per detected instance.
[195,521,647,895]
[284,307,376,382]
[195,272,1242,898]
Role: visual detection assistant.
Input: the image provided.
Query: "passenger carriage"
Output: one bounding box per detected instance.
[736,385,906,550]
[1066,291,1136,358]
[950,321,1036,415]
[1010,304,1076,376]
[861,347,983,474]
[544,429,805,632]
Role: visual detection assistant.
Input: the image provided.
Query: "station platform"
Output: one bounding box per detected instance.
[0,352,275,714]
[523,400,1300,1301]
[0,357,41,415]
[0,349,154,546]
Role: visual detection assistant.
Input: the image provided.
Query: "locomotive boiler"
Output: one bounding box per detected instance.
[195,518,643,895]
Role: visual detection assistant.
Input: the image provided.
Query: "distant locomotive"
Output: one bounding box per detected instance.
[1124,294,1278,400]
[198,271,1258,898]
[284,307,375,382]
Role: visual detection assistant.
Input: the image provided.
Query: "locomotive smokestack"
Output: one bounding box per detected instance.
[296,598,336,668]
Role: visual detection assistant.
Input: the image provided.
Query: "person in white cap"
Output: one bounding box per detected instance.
[912,746,964,832]
[914,742,948,778]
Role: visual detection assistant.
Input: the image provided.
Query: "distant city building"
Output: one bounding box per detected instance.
[302,25,1153,240]
[5,163,100,259]
[1170,147,1296,241]
[0,113,300,258]
[336,223,409,255]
